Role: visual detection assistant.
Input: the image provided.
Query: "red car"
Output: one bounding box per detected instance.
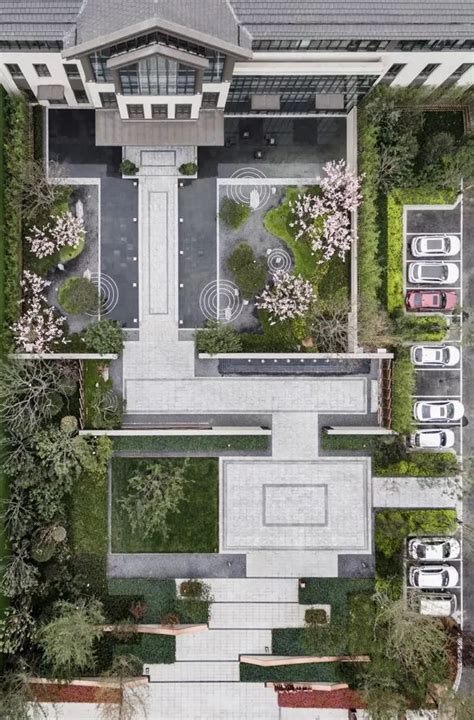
[405,290,457,312]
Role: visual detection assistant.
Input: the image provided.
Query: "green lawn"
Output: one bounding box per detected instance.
[240,661,343,683]
[112,434,269,454]
[111,456,219,553]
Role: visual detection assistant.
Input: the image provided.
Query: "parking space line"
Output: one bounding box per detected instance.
[405,231,462,236]
[413,367,461,372]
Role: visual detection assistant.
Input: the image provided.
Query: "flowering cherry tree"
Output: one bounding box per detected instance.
[289,160,362,262]
[25,211,85,259]
[12,271,68,353]
[256,270,314,322]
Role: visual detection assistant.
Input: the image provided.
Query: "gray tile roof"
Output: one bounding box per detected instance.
[0,1,82,42]
[95,109,224,146]
[229,0,474,39]
[74,0,249,49]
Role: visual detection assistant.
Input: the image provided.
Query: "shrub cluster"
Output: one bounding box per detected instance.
[219,197,251,229]
[227,242,267,299]
[391,353,416,433]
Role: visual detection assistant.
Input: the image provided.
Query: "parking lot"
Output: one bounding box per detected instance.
[403,199,465,458]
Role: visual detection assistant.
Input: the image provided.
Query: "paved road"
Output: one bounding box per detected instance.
[461,185,474,693]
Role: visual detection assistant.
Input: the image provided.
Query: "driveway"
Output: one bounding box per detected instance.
[461,185,474,693]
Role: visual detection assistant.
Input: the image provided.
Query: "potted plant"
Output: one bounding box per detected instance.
[119,159,138,176]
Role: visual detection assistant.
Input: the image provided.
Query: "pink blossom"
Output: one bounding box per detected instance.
[25,211,85,259]
[256,270,315,321]
[12,270,68,353]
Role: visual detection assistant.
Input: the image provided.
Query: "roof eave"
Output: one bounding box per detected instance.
[62,15,253,60]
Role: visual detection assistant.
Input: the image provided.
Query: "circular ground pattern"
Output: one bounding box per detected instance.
[227,167,272,211]
[86,272,119,316]
[267,248,293,275]
[199,280,243,323]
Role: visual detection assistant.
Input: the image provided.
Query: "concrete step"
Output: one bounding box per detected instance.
[147,661,239,682]
[209,602,327,629]
[176,629,272,661]
[245,551,339,578]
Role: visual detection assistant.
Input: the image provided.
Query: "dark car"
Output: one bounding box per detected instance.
[405,290,457,312]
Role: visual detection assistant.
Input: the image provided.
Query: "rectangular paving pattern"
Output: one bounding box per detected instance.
[148,661,239,682]
[245,550,339,577]
[221,459,371,552]
[124,376,367,414]
[148,191,169,314]
[176,629,272,661]
[209,602,325,629]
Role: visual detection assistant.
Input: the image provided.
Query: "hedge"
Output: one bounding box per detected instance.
[387,187,457,313]
[2,93,29,345]
[112,434,269,454]
[357,119,382,341]
[240,661,342,683]
[376,451,459,477]
[391,353,416,433]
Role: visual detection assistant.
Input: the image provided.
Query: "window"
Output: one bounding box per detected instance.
[33,63,51,77]
[119,55,196,95]
[440,63,473,88]
[6,64,23,78]
[73,89,89,104]
[175,104,192,119]
[127,104,144,118]
[64,63,80,78]
[203,51,224,82]
[410,63,440,86]
[202,92,219,108]
[151,104,168,118]
[379,63,406,85]
[99,92,118,108]
[0,39,62,51]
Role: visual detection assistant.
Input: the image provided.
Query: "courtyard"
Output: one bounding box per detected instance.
[178,117,349,333]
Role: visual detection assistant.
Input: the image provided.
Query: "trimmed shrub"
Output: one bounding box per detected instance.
[58,277,99,315]
[219,197,251,229]
[178,162,197,175]
[195,319,242,354]
[119,159,138,176]
[227,242,267,299]
[83,319,124,354]
[305,608,328,625]
[391,353,416,433]
[376,452,459,478]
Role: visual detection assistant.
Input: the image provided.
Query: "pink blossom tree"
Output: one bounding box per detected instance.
[25,211,85,260]
[12,271,68,353]
[256,270,315,322]
[289,160,362,262]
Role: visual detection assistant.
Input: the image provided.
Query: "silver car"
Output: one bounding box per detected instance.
[408,262,459,285]
[411,235,460,257]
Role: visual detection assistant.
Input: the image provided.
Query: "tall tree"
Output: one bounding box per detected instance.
[37,598,105,679]
[120,459,190,540]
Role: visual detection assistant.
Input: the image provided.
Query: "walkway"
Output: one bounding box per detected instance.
[107,553,246,579]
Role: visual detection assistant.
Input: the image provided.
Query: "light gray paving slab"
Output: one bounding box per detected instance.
[245,550,339,578]
[176,629,272,661]
[221,458,371,552]
[373,476,460,510]
[124,376,367,414]
[272,412,319,459]
[176,578,298,602]
[147,661,239,682]
[148,682,278,720]
[209,602,328,629]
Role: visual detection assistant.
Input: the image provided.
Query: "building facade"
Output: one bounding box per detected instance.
[0,0,472,144]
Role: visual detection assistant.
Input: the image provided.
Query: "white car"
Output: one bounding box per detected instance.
[409,428,455,449]
[411,235,461,258]
[408,564,459,589]
[413,400,464,423]
[408,537,461,561]
[411,345,460,367]
[408,261,459,285]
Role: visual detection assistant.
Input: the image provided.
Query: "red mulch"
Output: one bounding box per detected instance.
[31,683,122,704]
[278,688,366,709]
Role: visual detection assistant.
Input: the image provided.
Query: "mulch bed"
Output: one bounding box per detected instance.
[278,688,366,709]
[30,682,122,704]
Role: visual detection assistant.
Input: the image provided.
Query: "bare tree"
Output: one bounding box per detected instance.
[308,301,355,353]
[374,594,451,677]
[429,686,474,720]
[12,159,68,224]
[0,670,47,720]
[97,655,148,720]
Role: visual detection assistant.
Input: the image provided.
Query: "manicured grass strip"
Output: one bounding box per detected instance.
[391,353,416,434]
[386,187,456,313]
[112,434,269,454]
[111,457,219,553]
[240,661,342,683]
[299,578,375,606]
[321,434,381,452]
